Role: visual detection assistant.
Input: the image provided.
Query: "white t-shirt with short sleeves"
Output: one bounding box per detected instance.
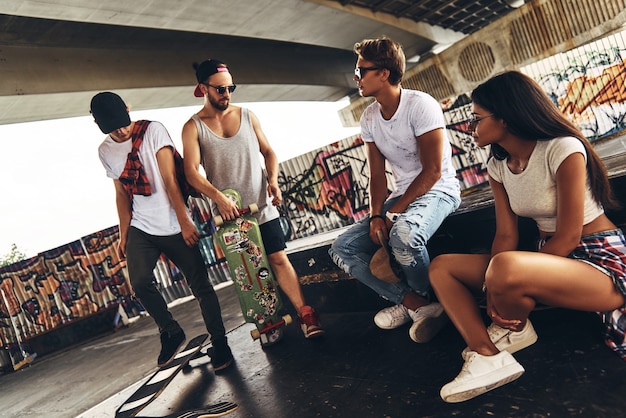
[487,136,604,233]
[98,121,184,236]
[360,89,460,199]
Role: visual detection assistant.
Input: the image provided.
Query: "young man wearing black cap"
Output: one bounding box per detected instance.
[90,92,234,369]
[181,59,325,339]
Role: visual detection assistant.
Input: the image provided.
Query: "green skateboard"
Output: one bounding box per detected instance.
[213,189,292,347]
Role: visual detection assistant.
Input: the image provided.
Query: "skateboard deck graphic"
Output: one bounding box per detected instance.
[213,189,292,347]
[115,334,232,418]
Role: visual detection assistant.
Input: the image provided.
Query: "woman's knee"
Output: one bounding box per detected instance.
[485,252,526,293]
[428,254,455,286]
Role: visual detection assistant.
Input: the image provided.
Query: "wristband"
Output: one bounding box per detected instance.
[386,212,400,222]
[368,214,385,224]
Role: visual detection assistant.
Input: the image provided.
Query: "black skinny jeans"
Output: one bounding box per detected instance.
[126,226,226,343]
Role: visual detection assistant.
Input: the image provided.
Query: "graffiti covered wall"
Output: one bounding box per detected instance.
[276,102,492,240]
[277,29,626,240]
[277,135,389,239]
[522,29,626,142]
[3,28,626,363]
[0,197,230,364]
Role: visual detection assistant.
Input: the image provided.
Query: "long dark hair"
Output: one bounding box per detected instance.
[471,71,618,210]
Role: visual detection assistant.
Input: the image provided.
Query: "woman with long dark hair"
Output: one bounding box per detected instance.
[430,71,626,402]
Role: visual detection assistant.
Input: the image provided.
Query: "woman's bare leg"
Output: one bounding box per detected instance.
[486,251,625,324]
[429,253,500,356]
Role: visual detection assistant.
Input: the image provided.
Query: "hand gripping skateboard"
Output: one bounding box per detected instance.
[115,334,238,418]
[213,189,292,347]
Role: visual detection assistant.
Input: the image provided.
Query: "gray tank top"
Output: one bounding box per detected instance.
[191,108,279,224]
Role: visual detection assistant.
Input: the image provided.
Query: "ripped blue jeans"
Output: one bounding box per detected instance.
[329,191,460,304]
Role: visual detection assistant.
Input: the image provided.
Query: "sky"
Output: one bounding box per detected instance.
[0,99,360,258]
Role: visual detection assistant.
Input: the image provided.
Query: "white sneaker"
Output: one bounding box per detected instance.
[374,305,411,329]
[408,302,448,343]
[440,351,525,403]
[461,320,538,359]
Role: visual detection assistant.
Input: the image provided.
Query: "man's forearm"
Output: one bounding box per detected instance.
[114,185,132,240]
[369,177,388,215]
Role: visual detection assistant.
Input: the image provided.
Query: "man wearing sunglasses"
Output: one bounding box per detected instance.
[182,59,325,340]
[329,36,461,343]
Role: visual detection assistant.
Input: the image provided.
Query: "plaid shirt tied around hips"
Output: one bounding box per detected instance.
[119,120,153,200]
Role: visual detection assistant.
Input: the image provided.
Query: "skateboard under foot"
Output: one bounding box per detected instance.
[115,334,238,417]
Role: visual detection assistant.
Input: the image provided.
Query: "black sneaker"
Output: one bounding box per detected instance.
[210,338,234,372]
[157,330,186,367]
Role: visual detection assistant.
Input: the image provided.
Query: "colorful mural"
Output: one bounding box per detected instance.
[0,228,128,365]
[3,29,626,366]
[278,136,379,238]
[276,101,492,240]
[441,94,491,190]
[0,198,230,367]
[523,29,626,141]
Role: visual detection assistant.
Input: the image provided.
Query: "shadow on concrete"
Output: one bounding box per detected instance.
[1,281,625,417]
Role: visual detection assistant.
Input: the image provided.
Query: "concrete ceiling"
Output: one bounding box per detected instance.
[0,0,525,125]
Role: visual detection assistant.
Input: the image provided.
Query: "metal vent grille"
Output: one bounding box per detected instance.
[402,65,455,101]
[510,0,626,65]
[562,0,626,36]
[458,42,496,82]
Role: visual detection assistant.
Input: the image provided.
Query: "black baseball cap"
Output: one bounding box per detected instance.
[193,59,230,97]
[90,92,131,134]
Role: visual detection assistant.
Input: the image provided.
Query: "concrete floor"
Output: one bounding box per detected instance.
[1,281,626,418]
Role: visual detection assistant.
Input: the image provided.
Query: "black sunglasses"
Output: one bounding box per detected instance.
[204,84,237,95]
[468,114,493,132]
[354,66,381,80]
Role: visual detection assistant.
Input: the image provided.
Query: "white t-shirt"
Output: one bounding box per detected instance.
[360,89,460,199]
[98,121,184,236]
[487,136,604,233]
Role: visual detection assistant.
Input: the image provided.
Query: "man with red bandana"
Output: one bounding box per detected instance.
[182,59,325,339]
